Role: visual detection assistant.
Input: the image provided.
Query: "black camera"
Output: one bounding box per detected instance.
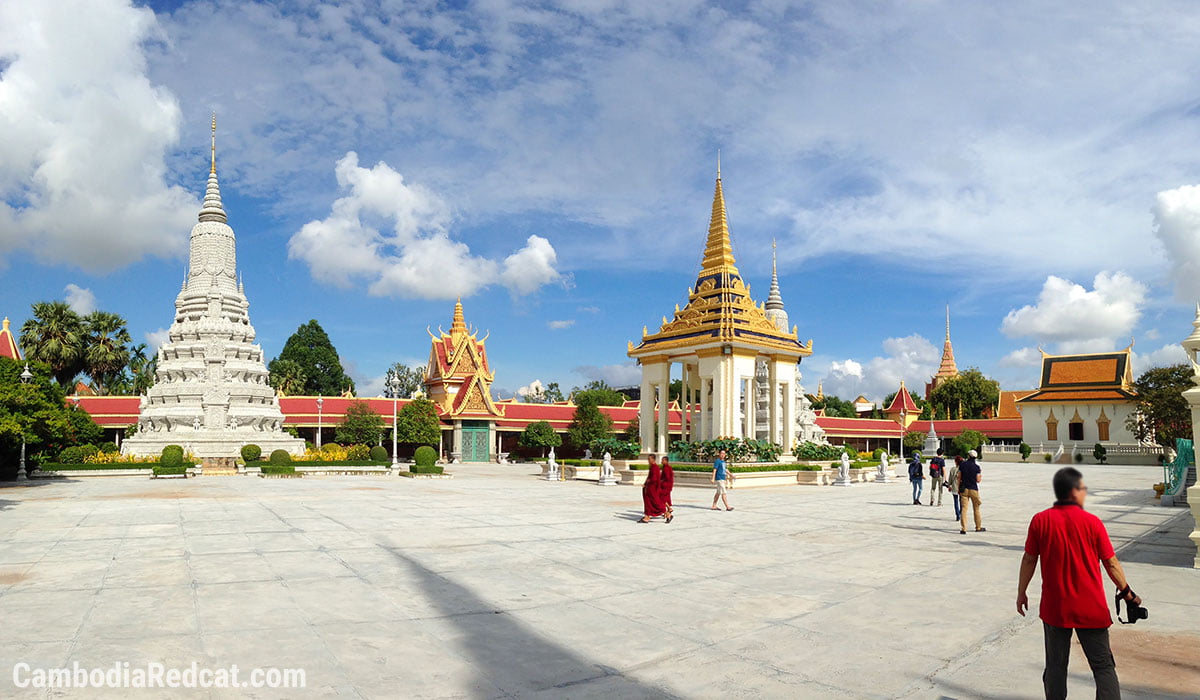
[1115,589,1148,624]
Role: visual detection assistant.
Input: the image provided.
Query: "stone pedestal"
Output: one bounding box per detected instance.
[1189,482,1200,569]
[598,452,618,486]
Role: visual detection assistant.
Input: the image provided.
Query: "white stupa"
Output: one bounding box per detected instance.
[122,116,304,460]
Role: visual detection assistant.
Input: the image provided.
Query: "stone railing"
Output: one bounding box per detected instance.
[984,442,1162,456]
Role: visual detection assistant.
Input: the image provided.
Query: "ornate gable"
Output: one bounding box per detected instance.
[423,299,504,419]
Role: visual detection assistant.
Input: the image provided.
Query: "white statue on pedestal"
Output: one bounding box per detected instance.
[877,452,892,483]
[599,450,618,486]
[834,451,854,487]
[545,447,559,482]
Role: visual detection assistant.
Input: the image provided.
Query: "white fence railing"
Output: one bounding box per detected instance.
[982,443,1163,456]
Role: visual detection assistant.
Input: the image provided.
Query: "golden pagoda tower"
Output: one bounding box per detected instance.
[926,305,960,398]
[424,299,504,462]
[628,164,812,456]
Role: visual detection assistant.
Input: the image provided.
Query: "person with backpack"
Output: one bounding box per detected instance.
[908,452,924,505]
[928,448,946,507]
[947,455,964,521]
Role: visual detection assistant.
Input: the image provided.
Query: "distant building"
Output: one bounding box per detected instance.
[0,318,21,361]
[1015,347,1139,447]
[925,306,959,399]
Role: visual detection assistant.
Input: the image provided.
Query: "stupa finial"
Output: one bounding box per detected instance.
[198,113,227,224]
[210,113,217,174]
[699,164,737,273]
[450,297,467,338]
[765,237,785,313]
[717,149,721,180]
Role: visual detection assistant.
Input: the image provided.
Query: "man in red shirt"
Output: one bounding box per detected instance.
[1017,467,1141,700]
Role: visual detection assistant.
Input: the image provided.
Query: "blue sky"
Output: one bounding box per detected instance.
[3,0,1200,401]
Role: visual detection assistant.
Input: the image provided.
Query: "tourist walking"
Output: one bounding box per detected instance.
[660,457,675,523]
[928,448,945,507]
[1017,467,1141,700]
[959,450,984,534]
[947,455,964,521]
[711,449,733,511]
[908,452,924,505]
[639,456,666,523]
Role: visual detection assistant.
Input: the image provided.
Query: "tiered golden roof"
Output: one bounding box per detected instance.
[628,174,812,358]
[936,306,959,379]
[425,299,504,419]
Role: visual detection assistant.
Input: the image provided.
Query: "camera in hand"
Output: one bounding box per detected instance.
[1115,587,1148,624]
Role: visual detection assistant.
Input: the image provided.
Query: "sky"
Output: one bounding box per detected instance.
[3,0,1200,402]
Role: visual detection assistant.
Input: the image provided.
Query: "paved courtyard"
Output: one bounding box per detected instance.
[0,463,1197,699]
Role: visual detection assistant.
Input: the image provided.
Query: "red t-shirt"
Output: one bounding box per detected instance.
[1024,504,1115,629]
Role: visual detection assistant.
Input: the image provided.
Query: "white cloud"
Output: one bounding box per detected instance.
[578,306,601,314]
[289,152,562,299]
[999,347,1042,368]
[547,320,575,330]
[0,0,196,271]
[516,379,545,400]
[1000,272,1147,352]
[819,334,940,402]
[574,362,641,388]
[1133,343,1188,374]
[1152,184,1200,301]
[63,284,96,314]
[144,327,170,352]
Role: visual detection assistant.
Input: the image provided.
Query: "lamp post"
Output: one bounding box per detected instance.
[17,363,33,481]
[316,397,324,448]
[388,377,400,467]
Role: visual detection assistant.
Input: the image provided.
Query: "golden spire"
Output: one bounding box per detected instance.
[699,170,737,272]
[945,304,951,342]
[210,113,217,174]
[936,304,958,379]
[450,297,467,339]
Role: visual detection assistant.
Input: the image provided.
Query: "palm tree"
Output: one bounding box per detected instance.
[269,359,308,396]
[82,311,131,395]
[19,301,85,387]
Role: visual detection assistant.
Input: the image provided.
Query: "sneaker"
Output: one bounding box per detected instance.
[959,529,966,535]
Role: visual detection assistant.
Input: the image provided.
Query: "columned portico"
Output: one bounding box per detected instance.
[628,168,812,459]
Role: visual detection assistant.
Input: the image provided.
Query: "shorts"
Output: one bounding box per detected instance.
[715,479,727,494]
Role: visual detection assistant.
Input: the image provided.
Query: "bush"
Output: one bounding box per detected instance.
[269,449,292,465]
[794,442,845,461]
[1019,442,1032,462]
[80,444,99,457]
[414,445,438,468]
[369,445,388,461]
[409,463,445,474]
[347,444,371,460]
[1074,452,1084,464]
[591,437,640,459]
[1043,453,1053,463]
[1093,443,1108,464]
[241,444,262,462]
[98,441,119,454]
[58,446,88,464]
[153,465,187,476]
[261,463,296,475]
[871,447,885,460]
[160,445,185,469]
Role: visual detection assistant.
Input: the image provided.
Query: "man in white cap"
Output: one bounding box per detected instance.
[958,449,985,535]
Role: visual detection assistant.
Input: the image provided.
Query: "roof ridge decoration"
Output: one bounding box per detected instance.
[198,113,227,224]
[628,171,812,358]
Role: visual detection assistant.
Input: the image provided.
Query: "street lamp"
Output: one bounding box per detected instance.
[388,377,400,467]
[17,363,33,481]
[316,397,324,448]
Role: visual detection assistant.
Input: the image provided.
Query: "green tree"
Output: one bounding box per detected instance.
[268,359,308,397]
[1019,442,1032,462]
[82,311,131,395]
[812,394,857,418]
[622,414,640,443]
[1126,364,1191,446]
[384,363,426,398]
[929,368,1000,419]
[519,420,561,457]
[269,320,354,396]
[571,380,629,407]
[0,358,102,478]
[903,431,927,452]
[543,382,565,403]
[394,397,441,446]
[335,400,385,445]
[953,429,988,457]
[567,394,614,449]
[19,301,85,387]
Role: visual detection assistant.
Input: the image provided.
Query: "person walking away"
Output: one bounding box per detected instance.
[908,452,924,505]
[1017,467,1141,700]
[639,456,666,523]
[660,457,675,523]
[711,449,733,511]
[947,455,964,521]
[959,450,984,534]
[928,448,946,507]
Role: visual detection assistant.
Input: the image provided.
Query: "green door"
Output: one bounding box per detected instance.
[461,421,490,462]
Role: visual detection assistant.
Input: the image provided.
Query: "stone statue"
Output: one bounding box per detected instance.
[599,451,618,486]
[877,452,892,483]
[545,447,560,482]
[193,417,202,431]
[834,451,854,487]
[584,448,592,460]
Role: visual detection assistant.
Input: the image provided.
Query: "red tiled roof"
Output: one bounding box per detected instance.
[0,318,20,361]
[884,386,919,414]
[909,419,1023,439]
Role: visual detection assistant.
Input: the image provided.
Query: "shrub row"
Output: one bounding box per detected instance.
[409,464,444,475]
[629,463,823,472]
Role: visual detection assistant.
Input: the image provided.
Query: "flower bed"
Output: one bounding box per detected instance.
[627,463,823,472]
[246,460,390,468]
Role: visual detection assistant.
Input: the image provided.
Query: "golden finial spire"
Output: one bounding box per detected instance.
[717,149,721,180]
[945,304,950,342]
[210,113,217,174]
[450,297,467,339]
[699,165,737,272]
[936,304,958,379]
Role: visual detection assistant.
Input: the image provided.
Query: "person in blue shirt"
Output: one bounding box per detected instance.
[710,449,733,511]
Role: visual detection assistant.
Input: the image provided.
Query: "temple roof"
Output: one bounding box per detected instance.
[884,381,920,414]
[425,299,504,419]
[628,173,812,358]
[1016,348,1137,403]
[0,318,21,361]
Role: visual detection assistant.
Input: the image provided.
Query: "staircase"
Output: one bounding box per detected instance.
[201,457,239,476]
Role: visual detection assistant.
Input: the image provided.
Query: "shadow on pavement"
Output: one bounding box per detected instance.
[1117,509,1197,568]
[385,547,677,698]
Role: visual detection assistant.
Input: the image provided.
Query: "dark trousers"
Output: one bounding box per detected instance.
[1043,622,1120,700]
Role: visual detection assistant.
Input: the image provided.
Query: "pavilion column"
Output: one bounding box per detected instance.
[781,369,795,458]
[658,361,671,454]
[768,360,779,446]
[639,367,654,455]
[712,363,727,439]
[681,363,690,442]
[699,377,710,442]
[743,376,756,440]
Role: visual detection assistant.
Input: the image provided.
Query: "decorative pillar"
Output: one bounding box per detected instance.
[681,363,690,442]
[781,368,795,458]
[699,377,710,442]
[639,366,654,456]
[768,360,779,446]
[1178,305,1200,566]
[743,376,756,440]
[658,361,671,454]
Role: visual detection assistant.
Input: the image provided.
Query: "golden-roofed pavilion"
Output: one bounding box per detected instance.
[628,166,812,456]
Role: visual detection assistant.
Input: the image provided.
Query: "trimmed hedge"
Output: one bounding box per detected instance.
[261,464,296,475]
[153,465,188,476]
[369,445,388,461]
[41,463,156,471]
[269,449,292,465]
[241,444,262,462]
[561,459,602,467]
[629,463,824,472]
[247,460,390,468]
[347,444,371,460]
[409,464,444,475]
[160,445,185,469]
[414,445,437,468]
